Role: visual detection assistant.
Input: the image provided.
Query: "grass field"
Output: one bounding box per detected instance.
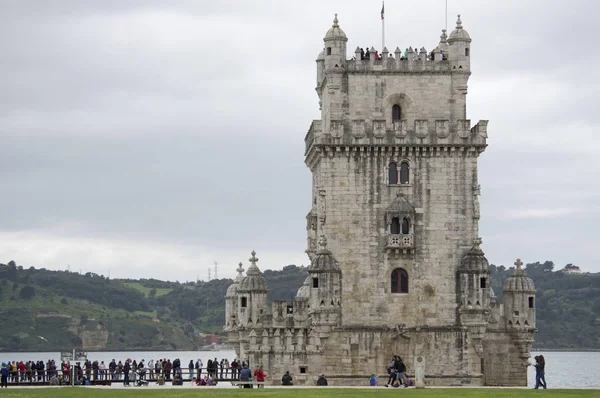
[0,388,596,398]
[122,282,172,297]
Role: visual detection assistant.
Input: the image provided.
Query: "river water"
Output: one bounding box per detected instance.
[1,349,598,388]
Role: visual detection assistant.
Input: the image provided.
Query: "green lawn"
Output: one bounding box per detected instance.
[123,282,172,297]
[0,388,596,398]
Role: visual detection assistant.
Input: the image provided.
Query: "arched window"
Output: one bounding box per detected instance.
[390,217,400,234]
[401,218,410,234]
[388,162,398,184]
[392,105,402,121]
[391,268,409,293]
[400,162,409,184]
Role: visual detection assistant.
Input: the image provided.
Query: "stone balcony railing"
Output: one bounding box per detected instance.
[386,234,414,257]
[387,234,413,248]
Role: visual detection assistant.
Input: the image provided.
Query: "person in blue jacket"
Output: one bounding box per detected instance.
[1,362,10,388]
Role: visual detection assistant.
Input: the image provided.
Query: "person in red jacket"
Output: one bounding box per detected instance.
[253,366,266,388]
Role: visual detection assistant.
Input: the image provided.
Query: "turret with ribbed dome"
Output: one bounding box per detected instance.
[296,276,311,299]
[237,251,268,328]
[458,238,491,310]
[323,14,347,71]
[447,14,471,69]
[224,262,245,331]
[503,258,536,330]
[308,235,341,327]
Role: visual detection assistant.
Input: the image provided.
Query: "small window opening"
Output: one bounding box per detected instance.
[326,47,332,55]
[480,277,487,288]
[391,268,409,293]
[388,162,398,184]
[401,218,410,234]
[241,297,247,308]
[465,48,470,57]
[524,320,529,326]
[400,162,409,184]
[480,358,484,374]
[312,277,319,288]
[514,310,519,316]
[259,309,263,314]
[391,217,400,234]
[529,297,534,308]
[299,366,307,374]
[392,104,402,121]
[286,304,293,314]
[232,315,236,319]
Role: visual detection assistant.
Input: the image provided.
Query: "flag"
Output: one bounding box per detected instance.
[381,2,385,20]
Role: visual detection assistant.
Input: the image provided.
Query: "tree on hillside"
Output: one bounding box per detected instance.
[19,285,36,299]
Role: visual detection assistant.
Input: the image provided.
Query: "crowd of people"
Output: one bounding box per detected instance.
[2,355,547,388]
[0,357,245,386]
[356,46,446,62]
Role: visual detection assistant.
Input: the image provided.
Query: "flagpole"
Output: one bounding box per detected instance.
[382,1,385,51]
[445,0,448,32]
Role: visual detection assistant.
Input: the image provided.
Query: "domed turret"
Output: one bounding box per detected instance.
[226,262,244,298]
[458,238,491,310]
[308,235,342,327]
[239,250,268,292]
[323,13,347,41]
[459,239,490,272]
[316,50,325,89]
[225,262,245,331]
[323,14,347,70]
[237,251,269,327]
[448,14,471,42]
[503,265,535,293]
[503,259,536,330]
[447,14,471,69]
[433,29,449,61]
[309,235,341,273]
[296,276,311,299]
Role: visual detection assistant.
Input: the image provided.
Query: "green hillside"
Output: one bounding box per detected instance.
[0,261,307,351]
[490,261,600,349]
[1,259,598,351]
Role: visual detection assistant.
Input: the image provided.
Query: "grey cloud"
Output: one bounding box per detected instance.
[1,0,598,276]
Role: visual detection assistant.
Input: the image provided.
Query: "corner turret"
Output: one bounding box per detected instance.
[307,235,341,327]
[503,258,536,330]
[323,14,347,70]
[448,14,471,70]
[458,238,491,310]
[237,251,268,328]
[225,262,245,331]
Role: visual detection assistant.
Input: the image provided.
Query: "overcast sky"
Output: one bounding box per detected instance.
[1,0,598,282]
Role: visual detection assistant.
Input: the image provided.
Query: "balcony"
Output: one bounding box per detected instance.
[386,234,414,256]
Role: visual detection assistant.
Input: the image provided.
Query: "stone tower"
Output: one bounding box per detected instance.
[226,13,536,386]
